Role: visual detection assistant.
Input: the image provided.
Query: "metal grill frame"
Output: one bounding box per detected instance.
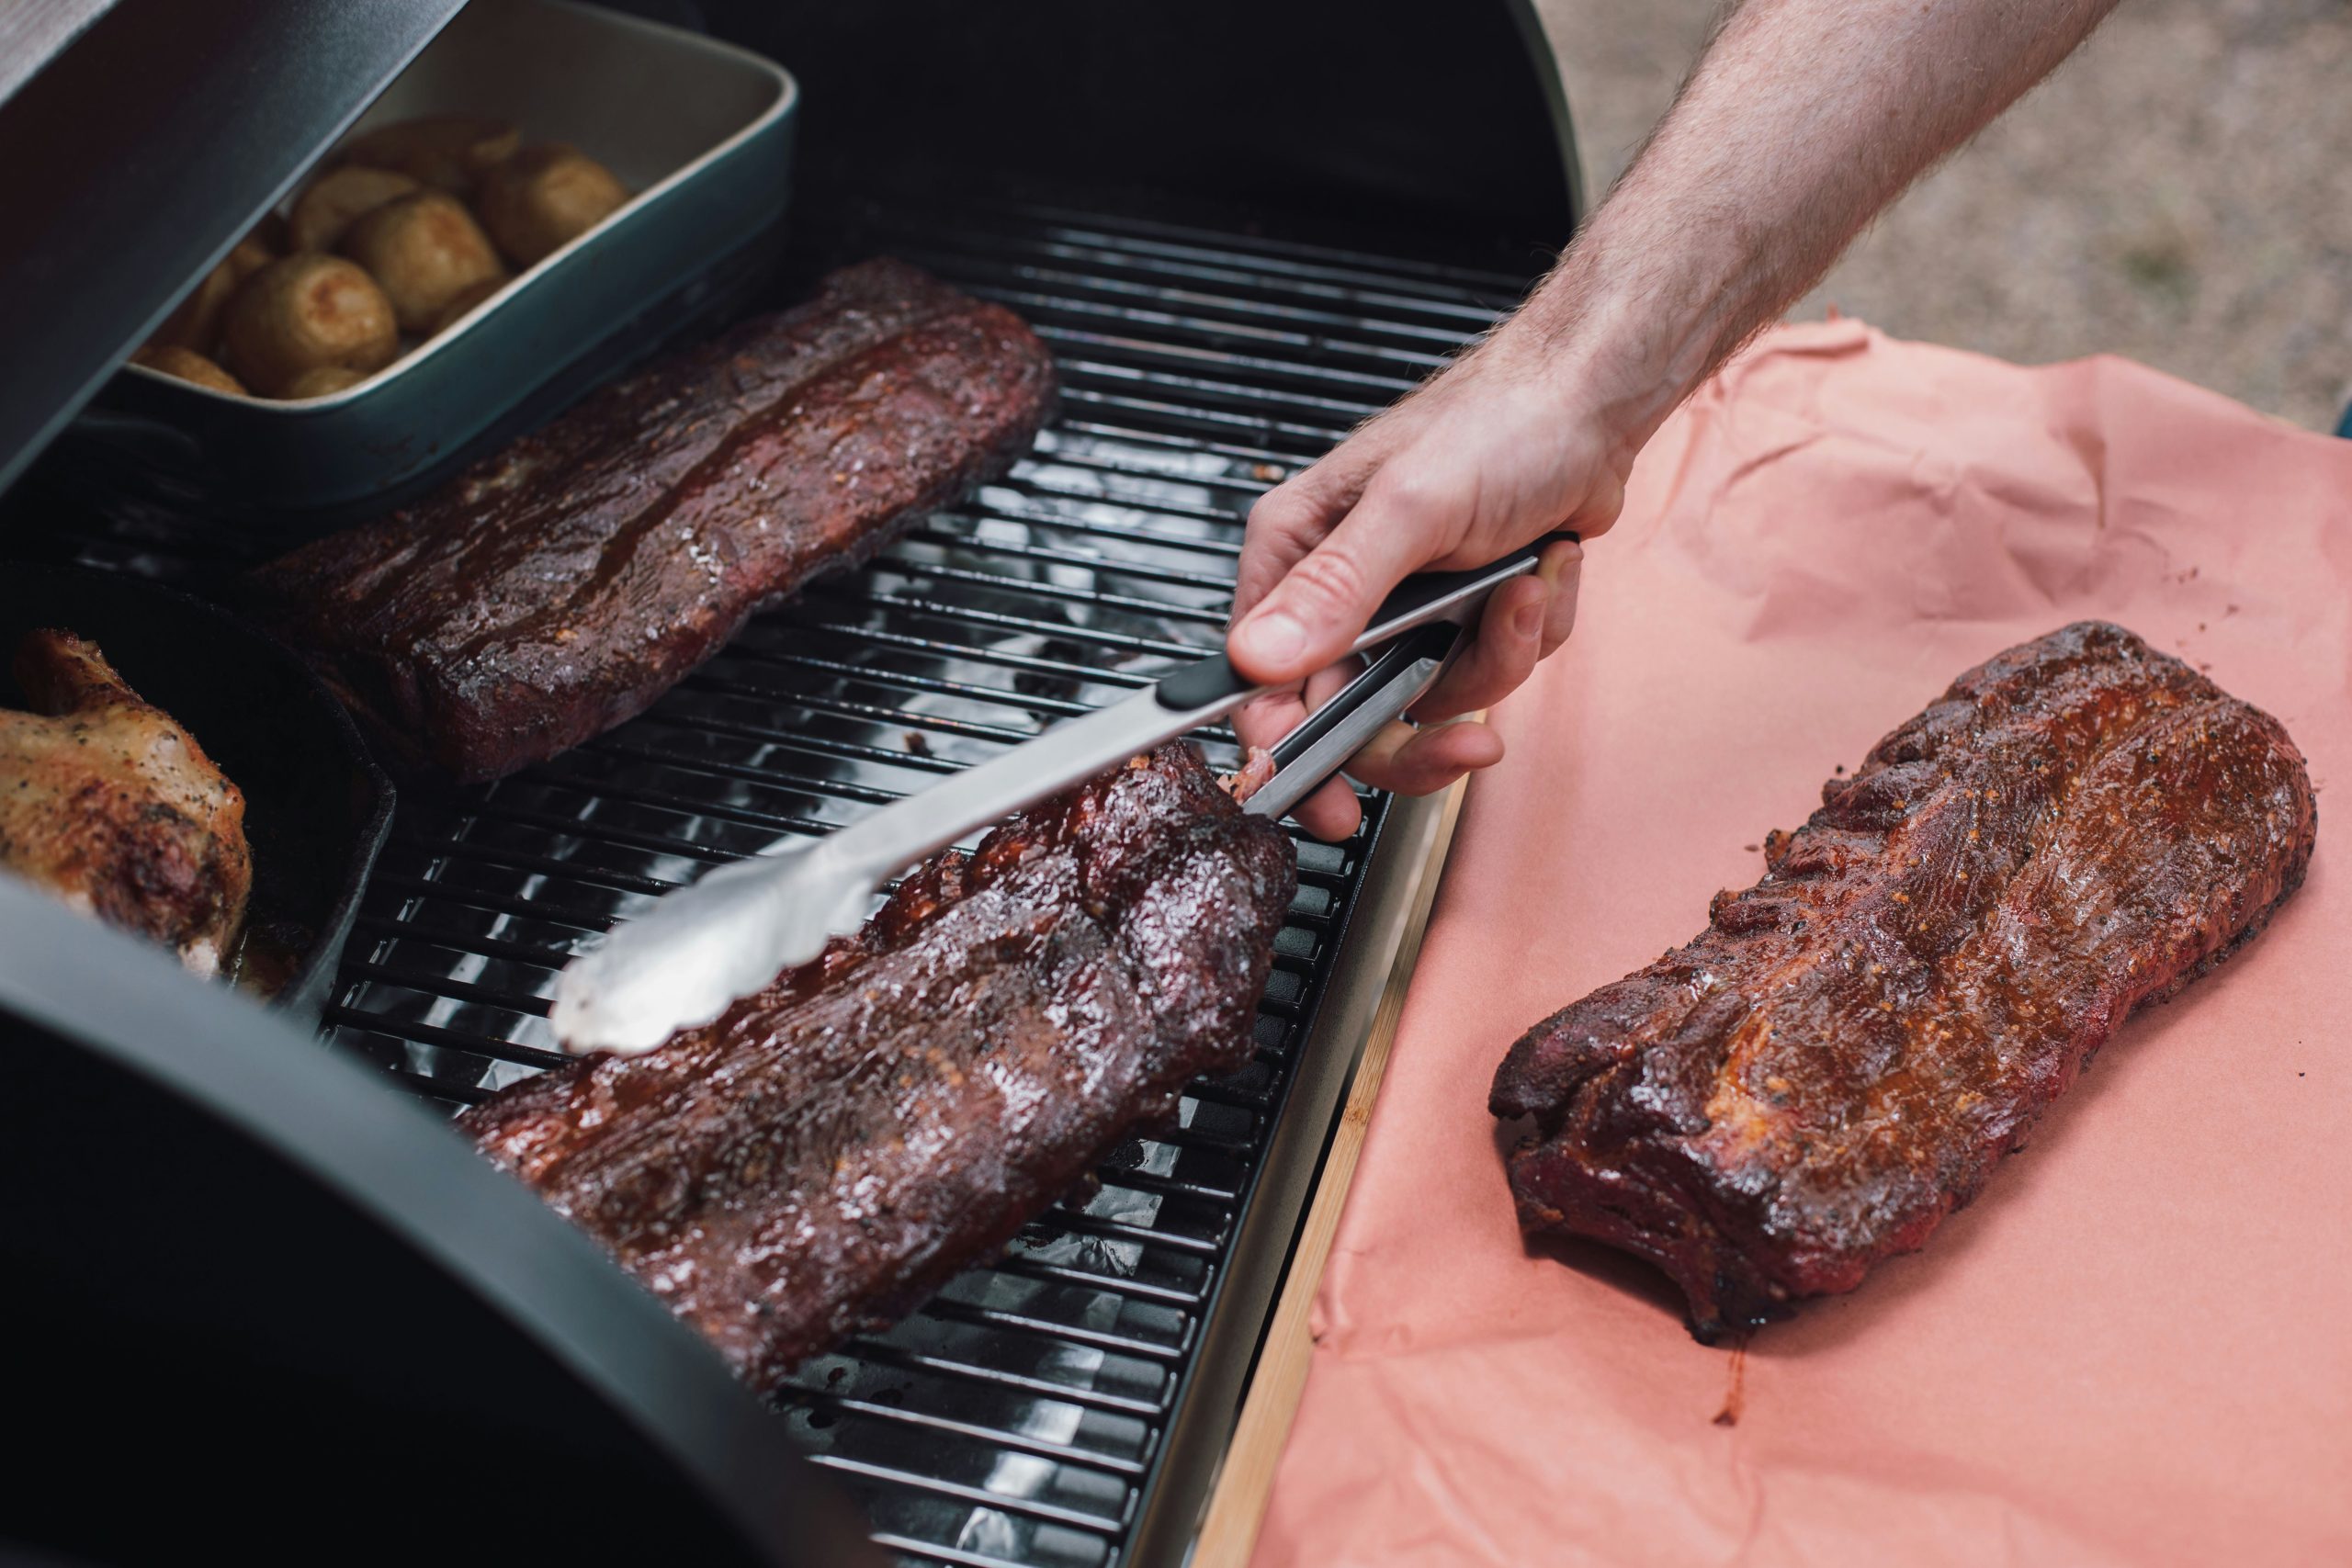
[11,196,1541,1568]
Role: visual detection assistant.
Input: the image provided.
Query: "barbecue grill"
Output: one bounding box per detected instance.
[0,4,1579,1562]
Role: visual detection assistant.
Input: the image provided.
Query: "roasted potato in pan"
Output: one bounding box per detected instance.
[338,191,507,333]
[339,114,520,196]
[149,261,237,355]
[288,165,422,254]
[281,365,369,400]
[425,276,507,337]
[143,113,630,402]
[475,143,628,267]
[220,255,399,397]
[131,344,247,395]
[148,234,277,355]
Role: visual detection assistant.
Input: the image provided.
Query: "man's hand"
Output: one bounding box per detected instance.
[1227,339,1610,839]
[1224,0,2122,839]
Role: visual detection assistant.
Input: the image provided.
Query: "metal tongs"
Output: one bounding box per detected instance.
[551,534,1573,1055]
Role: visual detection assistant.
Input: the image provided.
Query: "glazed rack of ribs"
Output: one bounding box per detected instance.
[249,259,1057,784]
[17,197,1541,1568]
[462,743,1295,1392]
[1492,621,2316,1338]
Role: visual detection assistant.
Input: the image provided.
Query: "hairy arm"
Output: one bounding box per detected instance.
[1233,0,2123,837]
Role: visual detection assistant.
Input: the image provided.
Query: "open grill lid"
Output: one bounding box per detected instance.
[724,0,1580,244]
[0,0,465,496]
[0,876,881,1566]
[0,0,1579,504]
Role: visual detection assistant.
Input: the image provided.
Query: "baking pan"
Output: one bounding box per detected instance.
[0,566,394,1018]
[46,0,797,536]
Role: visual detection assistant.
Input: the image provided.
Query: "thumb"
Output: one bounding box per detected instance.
[1226,496,1432,685]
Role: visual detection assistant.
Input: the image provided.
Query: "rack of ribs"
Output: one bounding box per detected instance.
[249,257,1057,783]
[460,743,1296,1389]
[1491,622,2314,1338]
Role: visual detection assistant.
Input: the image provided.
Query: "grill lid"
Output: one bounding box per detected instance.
[0,0,463,498]
[0,876,877,1567]
[695,0,1579,256]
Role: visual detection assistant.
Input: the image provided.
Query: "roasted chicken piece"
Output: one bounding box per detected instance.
[1,629,252,975]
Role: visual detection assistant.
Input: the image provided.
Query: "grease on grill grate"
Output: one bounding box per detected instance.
[60,199,1530,1567]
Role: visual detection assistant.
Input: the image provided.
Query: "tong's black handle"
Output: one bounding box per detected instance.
[1158,531,1576,713]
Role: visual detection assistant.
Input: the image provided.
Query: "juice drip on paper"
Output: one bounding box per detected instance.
[1712,1342,1748,1427]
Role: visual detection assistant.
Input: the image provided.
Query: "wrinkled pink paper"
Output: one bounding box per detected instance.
[1252,321,2352,1568]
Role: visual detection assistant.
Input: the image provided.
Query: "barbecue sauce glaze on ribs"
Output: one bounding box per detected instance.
[1491,623,2314,1338]
[461,743,1295,1389]
[250,258,1056,782]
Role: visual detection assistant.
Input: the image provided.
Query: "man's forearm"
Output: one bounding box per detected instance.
[1219,0,2123,817]
[1514,0,2120,454]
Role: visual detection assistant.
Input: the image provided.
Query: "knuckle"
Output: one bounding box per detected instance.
[1243,507,1310,558]
[1246,486,1307,535]
[1281,547,1374,618]
[1572,482,1625,537]
[1247,464,1341,540]
[1364,465,1445,525]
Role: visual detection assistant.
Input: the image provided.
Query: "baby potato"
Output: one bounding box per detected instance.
[220,254,398,396]
[474,143,628,267]
[131,344,248,395]
[288,165,421,253]
[338,191,506,333]
[223,232,278,283]
[281,365,370,399]
[339,114,519,195]
[149,262,237,352]
[148,234,277,354]
[424,275,505,336]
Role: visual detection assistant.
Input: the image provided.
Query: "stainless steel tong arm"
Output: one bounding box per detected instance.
[550,534,1573,1055]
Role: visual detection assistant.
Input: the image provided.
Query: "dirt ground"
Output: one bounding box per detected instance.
[1536,0,2352,431]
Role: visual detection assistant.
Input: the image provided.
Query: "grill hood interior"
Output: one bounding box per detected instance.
[0,5,1577,1565]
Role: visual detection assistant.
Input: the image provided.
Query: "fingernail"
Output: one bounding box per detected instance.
[1238,611,1307,669]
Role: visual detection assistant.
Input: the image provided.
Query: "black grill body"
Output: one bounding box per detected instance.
[0,6,1576,1565]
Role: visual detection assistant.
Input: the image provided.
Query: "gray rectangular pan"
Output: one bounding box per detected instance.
[47,0,798,536]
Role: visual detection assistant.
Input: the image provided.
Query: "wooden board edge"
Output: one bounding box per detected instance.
[1189,769,1475,1568]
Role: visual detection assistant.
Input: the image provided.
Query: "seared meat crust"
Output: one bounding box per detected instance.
[461,744,1295,1388]
[1492,623,2315,1337]
[251,258,1057,782]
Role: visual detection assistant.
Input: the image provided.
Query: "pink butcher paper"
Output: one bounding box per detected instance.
[1253,319,2352,1568]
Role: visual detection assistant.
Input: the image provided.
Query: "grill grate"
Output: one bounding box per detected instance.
[28,197,1534,1567]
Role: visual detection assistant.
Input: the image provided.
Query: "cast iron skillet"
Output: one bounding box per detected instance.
[0,565,393,1018]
